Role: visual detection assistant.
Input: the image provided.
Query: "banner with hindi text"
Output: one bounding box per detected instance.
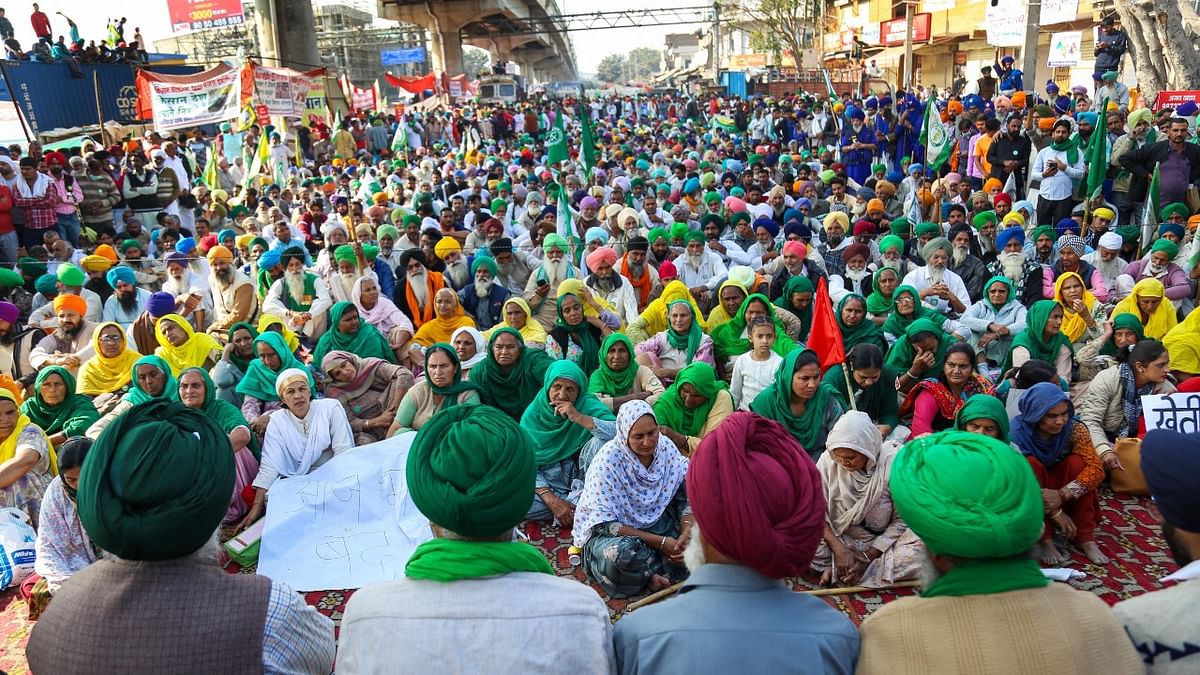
[135,63,241,130]
[242,64,316,118]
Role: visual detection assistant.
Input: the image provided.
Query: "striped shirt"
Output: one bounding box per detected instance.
[262,582,336,674]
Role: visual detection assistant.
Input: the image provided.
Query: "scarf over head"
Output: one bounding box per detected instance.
[889,430,1048,597]
[885,318,954,375]
[709,293,798,363]
[954,394,1011,442]
[403,404,552,581]
[1162,308,1200,374]
[573,400,689,547]
[468,327,555,420]
[865,267,899,315]
[880,285,943,338]
[124,355,180,405]
[816,411,894,536]
[77,321,141,395]
[550,293,602,375]
[485,297,548,345]
[451,326,487,369]
[634,280,707,339]
[412,293,475,348]
[687,411,824,578]
[520,360,615,466]
[154,314,221,377]
[750,350,838,452]
[22,366,98,438]
[983,275,1016,312]
[1103,313,1146,357]
[589,332,639,397]
[1112,277,1176,340]
[775,275,815,339]
[313,301,397,368]
[225,322,258,373]
[236,332,312,402]
[256,314,300,354]
[664,300,704,362]
[1010,382,1073,466]
[653,362,726,438]
[1052,272,1096,342]
[351,275,412,336]
[78,400,232,560]
[178,367,259,459]
[1002,299,1075,373]
[836,293,886,351]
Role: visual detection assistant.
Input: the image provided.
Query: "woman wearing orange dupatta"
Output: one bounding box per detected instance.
[413,288,476,347]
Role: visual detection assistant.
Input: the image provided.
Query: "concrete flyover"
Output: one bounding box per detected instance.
[377,0,577,83]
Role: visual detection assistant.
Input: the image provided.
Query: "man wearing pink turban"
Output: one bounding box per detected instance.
[613,412,860,672]
[584,246,638,325]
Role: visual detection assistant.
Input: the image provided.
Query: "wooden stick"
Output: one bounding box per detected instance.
[624,579,921,611]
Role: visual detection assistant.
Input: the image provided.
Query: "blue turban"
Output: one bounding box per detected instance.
[175,237,196,255]
[886,171,904,184]
[963,94,982,110]
[753,217,779,238]
[864,97,878,109]
[1055,218,1080,237]
[995,226,1025,250]
[259,248,282,269]
[858,187,876,200]
[908,163,925,175]
[879,95,893,107]
[795,198,812,210]
[1159,223,1186,240]
[848,107,866,121]
[105,266,136,288]
[147,292,175,318]
[683,177,700,195]
[1177,101,1199,117]
[1076,111,1098,126]
[782,208,800,223]
[217,228,236,244]
[1053,96,1072,114]
[585,227,609,246]
[1045,80,1059,94]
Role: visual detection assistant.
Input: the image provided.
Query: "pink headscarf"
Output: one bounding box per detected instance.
[687,412,825,578]
[351,276,413,335]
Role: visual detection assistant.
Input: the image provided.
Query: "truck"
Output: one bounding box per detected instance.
[478,74,523,104]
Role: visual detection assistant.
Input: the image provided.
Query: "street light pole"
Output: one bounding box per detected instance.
[1021,1,1041,95]
[903,0,913,89]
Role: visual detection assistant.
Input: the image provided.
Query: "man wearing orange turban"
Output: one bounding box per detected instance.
[33,294,97,371]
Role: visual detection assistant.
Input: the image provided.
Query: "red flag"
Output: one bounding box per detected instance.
[805,276,845,373]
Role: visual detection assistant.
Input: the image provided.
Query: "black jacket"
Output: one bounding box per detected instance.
[1117,140,1200,203]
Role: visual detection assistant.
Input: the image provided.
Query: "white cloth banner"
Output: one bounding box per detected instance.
[257,432,432,591]
[146,68,241,131]
[1047,32,1083,67]
[985,0,1026,47]
[1141,393,1200,434]
[251,66,314,117]
[1041,0,1080,26]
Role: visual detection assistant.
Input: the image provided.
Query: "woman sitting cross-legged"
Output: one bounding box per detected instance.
[238,368,355,530]
[812,411,923,588]
[751,350,845,460]
[0,387,56,526]
[236,332,311,438]
[633,300,713,386]
[387,344,479,437]
[313,301,398,370]
[177,367,260,526]
[589,333,665,412]
[1011,382,1109,566]
[573,400,691,598]
[521,361,616,527]
[902,342,994,438]
[469,328,555,421]
[21,367,98,450]
[322,351,413,445]
[653,362,735,456]
[27,437,98,619]
[959,276,1026,372]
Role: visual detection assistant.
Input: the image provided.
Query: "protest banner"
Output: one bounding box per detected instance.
[135,64,241,131]
[1142,394,1200,434]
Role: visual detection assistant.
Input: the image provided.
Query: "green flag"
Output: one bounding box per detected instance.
[555,180,573,238]
[919,95,955,172]
[577,101,597,173]
[1085,98,1110,200]
[546,107,568,166]
[243,130,269,191]
[391,121,407,154]
[202,147,219,189]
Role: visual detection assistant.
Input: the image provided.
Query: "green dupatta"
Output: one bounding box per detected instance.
[404,538,552,582]
[880,285,945,338]
[664,300,703,362]
[235,332,313,402]
[469,327,556,420]
[709,293,798,363]
[653,362,726,437]
[423,344,479,411]
[22,366,99,437]
[179,367,261,460]
[1001,299,1075,373]
[774,275,814,341]
[885,318,956,375]
[750,350,840,452]
[588,333,638,396]
[836,294,887,352]
[865,267,899,315]
[312,301,396,369]
[520,360,615,466]
[125,355,180,405]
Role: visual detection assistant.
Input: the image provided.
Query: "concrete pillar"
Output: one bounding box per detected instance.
[255,0,319,69]
[434,28,465,74]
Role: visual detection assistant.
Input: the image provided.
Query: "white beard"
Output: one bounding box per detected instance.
[1094,256,1123,283]
[163,275,187,296]
[683,522,707,572]
[1148,262,1167,276]
[951,246,969,266]
[686,251,704,269]
[543,259,568,287]
[927,265,945,285]
[881,258,901,272]
[979,236,996,255]
[284,271,307,302]
[999,251,1026,281]
[845,267,869,283]
[409,269,428,307]
[446,260,470,288]
[337,272,356,297]
[474,278,492,297]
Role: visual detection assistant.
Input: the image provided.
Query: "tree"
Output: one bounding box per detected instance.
[1116,0,1200,102]
[462,46,490,77]
[627,47,663,81]
[720,0,823,67]
[596,53,626,83]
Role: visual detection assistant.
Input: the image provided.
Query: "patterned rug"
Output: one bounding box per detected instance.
[0,489,1181,673]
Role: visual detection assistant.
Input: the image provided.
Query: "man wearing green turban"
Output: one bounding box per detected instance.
[1160,202,1189,223]
[972,210,997,230]
[337,404,614,672]
[855,430,1144,675]
[27,399,337,673]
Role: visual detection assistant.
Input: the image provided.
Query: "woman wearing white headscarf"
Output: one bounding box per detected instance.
[450,326,486,374]
[237,368,356,529]
[811,411,924,588]
[573,399,691,598]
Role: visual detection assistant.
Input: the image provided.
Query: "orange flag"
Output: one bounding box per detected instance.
[806,276,845,373]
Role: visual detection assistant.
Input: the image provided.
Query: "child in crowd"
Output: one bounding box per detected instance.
[730,317,782,409]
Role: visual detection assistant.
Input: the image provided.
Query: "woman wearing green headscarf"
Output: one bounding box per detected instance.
[213,322,258,407]
[521,360,616,526]
[836,293,887,352]
[1076,313,1144,382]
[1001,299,1074,383]
[751,350,844,460]
[589,333,665,411]
[774,275,814,342]
[235,332,315,436]
[823,344,899,438]
[653,362,734,456]
[888,318,959,395]
[709,293,799,375]
[865,267,902,324]
[954,394,1011,443]
[388,344,480,436]
[311,301,397,369]
[545,291,610,375]
[469,327,556,421]
[881,285,967,346]
[960,275,1028,369]
[84,355,178,440]
[633,300,713,385]
[22,367,99,448]
[177,367,261,525]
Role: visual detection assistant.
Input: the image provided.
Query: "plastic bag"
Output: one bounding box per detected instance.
[0,507,36,589]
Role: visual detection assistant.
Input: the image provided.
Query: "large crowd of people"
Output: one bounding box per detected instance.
[2,61,1199,673]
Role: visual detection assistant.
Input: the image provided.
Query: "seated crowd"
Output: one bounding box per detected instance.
[5,93,1200,674]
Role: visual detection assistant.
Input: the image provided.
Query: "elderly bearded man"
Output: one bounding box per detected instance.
[674,230,727,312]
[27,401,335,674]
[855,430,1143,675]
[902,237,970,315]
[524,233,579,331]
[458,255,510,331]
[1082,231,1128,299]
[616,236,660,312]
[614,412,860,673]
[204,245,256,339]
[987,227,1045,306]
[585,246,639,326]
[262,247,332,341]
[394,248,447,330]
[339,405,614,673]
[100,266,151,327]
[947,224,990,303]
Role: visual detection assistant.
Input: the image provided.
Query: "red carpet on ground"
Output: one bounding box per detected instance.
[0,490,1181,673]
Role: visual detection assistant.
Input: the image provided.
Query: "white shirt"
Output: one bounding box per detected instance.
[902,265,971,315]
[731,351,782,410]
[1031,144,1085,201]
[675,250,728,291]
